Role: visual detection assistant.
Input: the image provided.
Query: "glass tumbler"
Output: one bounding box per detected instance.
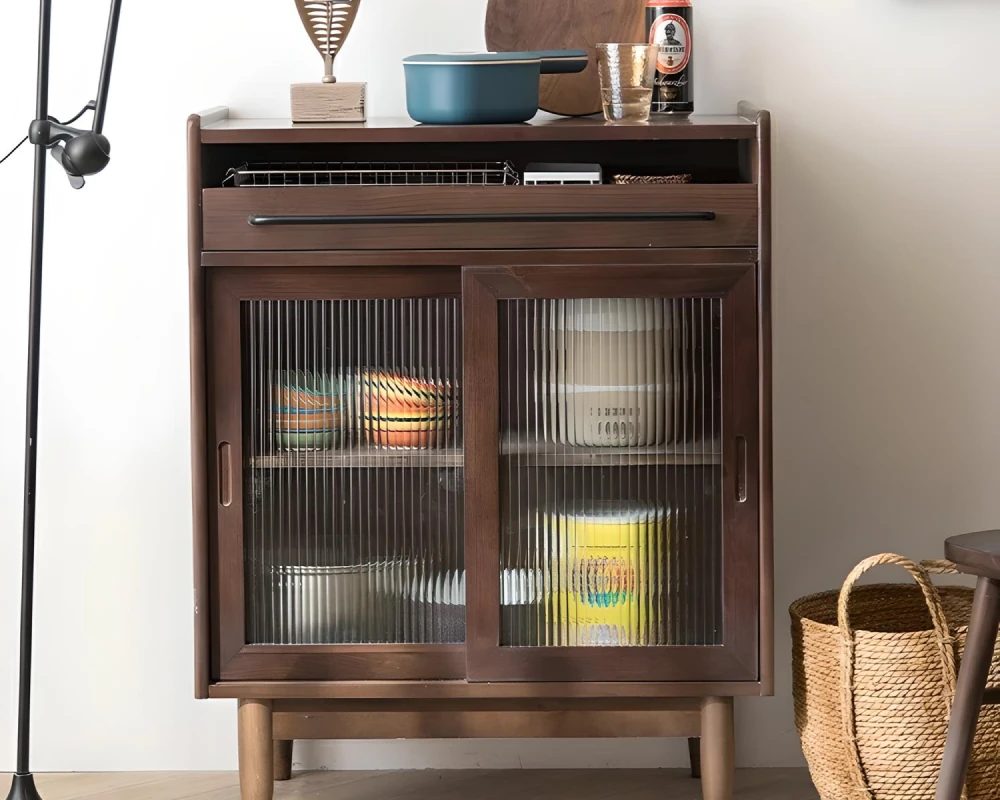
[596,44,657,123]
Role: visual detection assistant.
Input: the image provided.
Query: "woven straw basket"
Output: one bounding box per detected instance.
[791,553,1000,800]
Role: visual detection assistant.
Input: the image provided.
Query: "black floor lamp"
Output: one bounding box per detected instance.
[6,1,123,799]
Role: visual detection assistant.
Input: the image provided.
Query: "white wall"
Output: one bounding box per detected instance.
[2,0,999,773]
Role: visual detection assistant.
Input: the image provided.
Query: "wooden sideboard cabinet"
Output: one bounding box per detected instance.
[188,104,772,800]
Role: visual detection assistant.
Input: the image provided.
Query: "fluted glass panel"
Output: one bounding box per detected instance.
[499,298,722,647]
[242,299,464,645]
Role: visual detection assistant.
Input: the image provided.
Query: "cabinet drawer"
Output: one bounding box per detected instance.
[202,185,758,251]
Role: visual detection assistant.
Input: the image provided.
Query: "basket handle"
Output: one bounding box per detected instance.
[921,558,961,575]
[837,553,959,799]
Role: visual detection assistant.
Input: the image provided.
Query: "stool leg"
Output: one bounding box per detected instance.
[936,577,1000,800]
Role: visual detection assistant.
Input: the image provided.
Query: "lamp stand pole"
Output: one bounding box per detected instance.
[6,1,122,798]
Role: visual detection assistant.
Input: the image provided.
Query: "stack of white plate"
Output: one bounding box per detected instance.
[264,562,467,645]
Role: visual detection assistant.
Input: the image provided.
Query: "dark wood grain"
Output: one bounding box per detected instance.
[722,266,761,682]
[271,698,702,712]
[200,115,757,144]
[946,531,1000,580]
[201,248,760,269]
[273,707,700,740]
[463,643,757,684]
[734,102,773,694]
[209,680,768,700]
[221,647,466,682]
[206,273,246,678]
[202,185,759,252]
[485,0,645,117]
[471,647,755,684]
[188,113,210,700]
[754,107,775,697]
[208,266,460,300]
[462,270,502,684]
[464,262,748,300]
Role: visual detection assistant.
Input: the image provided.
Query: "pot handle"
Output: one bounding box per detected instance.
[530,49,589,75]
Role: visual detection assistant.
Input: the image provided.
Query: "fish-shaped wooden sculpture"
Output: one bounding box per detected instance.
[295,0,361,84]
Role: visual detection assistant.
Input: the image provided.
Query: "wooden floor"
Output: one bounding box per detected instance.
[3,769,818,799]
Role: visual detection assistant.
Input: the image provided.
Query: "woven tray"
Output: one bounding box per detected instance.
[612,174,692,185]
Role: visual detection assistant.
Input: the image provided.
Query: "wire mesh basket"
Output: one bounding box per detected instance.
[225,161,520,187]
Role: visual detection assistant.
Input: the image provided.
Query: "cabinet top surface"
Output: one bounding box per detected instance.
[197,114,759,144]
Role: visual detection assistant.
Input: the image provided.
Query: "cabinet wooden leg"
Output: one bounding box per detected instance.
[238,699,274,800]
[274,739,293,782]
[701,697,734,800]
[687,737,701,779]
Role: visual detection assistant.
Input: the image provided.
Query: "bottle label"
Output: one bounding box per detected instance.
[649,13,691,75]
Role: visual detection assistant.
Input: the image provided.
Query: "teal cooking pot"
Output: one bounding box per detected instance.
[403,50,589,125]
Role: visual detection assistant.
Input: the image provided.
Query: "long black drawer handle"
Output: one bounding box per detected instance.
[247,211,717,226]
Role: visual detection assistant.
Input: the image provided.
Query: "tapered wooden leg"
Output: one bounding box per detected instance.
[688,737,701,779]
[701,697,734,800]
[936,577,1000,800]
[238,699,274,800]
[274,739,293,782]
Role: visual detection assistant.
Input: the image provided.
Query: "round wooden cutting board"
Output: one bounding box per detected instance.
[485,0,646,117]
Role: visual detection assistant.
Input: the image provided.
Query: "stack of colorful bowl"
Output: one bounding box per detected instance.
[358,370,454,449]
[272,370,340,451]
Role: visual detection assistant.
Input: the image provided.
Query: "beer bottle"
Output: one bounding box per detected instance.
[647,0,694,115]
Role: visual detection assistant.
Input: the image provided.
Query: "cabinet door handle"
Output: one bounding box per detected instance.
[735,435,748,504]
[247,211,717,226]
[218,442,233,508]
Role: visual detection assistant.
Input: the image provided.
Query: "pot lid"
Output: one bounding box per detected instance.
[404,50,587,66]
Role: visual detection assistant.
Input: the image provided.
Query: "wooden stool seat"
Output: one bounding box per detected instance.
[936,530,1000,800]
[945,530,1000,580]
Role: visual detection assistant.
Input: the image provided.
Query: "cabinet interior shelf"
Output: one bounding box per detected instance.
[500,438,722,467]
[252,442,721,469]
[252,449,465,469]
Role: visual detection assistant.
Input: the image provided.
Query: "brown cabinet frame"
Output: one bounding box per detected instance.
[189,104,773,800]
[463,261,760,682]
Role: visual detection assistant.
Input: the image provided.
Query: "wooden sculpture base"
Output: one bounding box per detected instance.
[291,82,366,123]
